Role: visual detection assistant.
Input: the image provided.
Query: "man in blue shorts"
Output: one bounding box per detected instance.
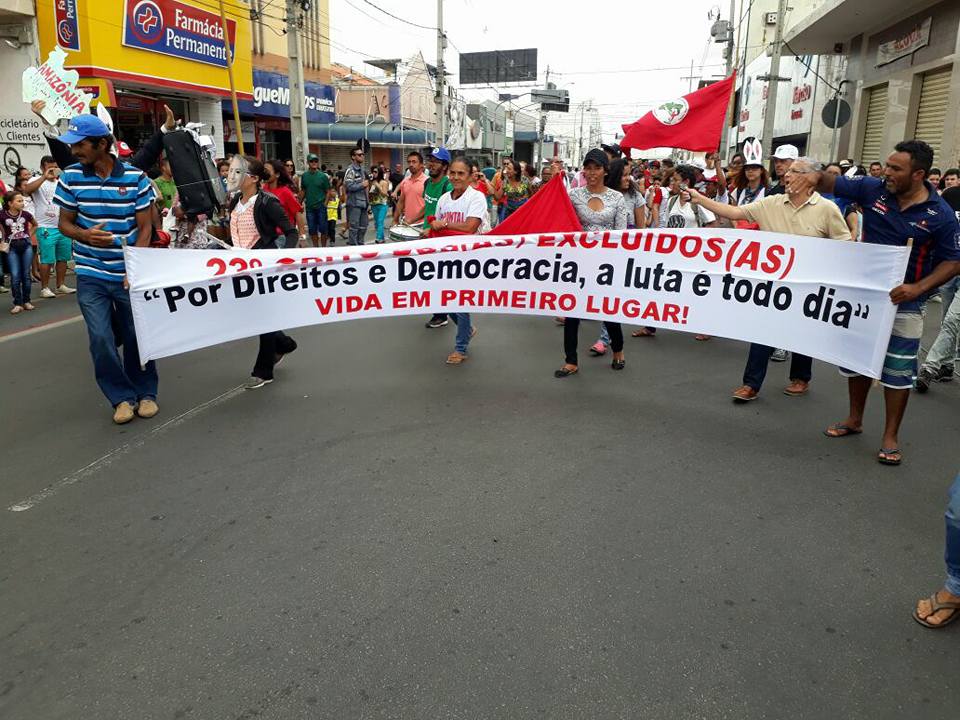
[800,140,960,465]
[26,156,75,297]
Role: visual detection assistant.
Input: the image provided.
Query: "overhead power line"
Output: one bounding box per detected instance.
[358,0,436,30]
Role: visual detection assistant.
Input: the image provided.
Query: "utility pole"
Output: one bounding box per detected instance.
[733,0,752,151]
[218,0,243,155]
[718,0,736,159]
[435,0,446,146]
[286,0,309,170]
[759,0,790,163]
[537,65,550,168]
[681,60,697,93]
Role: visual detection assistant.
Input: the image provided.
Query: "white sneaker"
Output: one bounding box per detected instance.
[40,287,56,298]
[57,284,76,294]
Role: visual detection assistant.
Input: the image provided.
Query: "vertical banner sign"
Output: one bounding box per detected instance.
[55,0,81,52]
[122,0,237,69]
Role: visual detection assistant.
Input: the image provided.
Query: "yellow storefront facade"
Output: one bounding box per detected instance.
[36,0,253,156]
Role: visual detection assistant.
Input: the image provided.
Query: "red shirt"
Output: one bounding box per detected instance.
[264,184,302,225]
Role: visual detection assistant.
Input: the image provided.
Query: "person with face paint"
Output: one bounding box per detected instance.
[225,156,300,389]
[792,140,960,466]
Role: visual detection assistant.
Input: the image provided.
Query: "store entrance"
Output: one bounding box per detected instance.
[112,96,190,158]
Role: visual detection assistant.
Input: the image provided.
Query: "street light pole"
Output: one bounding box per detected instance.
[435,0,446,145]
[286,0,309,170]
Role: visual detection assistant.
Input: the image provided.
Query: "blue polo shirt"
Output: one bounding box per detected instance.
[53,159,154,282]
[834,175,960,310]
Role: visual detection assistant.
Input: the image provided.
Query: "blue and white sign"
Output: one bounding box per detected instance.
[228,70,336,124]
[122,0,237,69]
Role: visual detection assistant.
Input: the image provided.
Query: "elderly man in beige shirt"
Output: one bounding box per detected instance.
[685,157,852,402]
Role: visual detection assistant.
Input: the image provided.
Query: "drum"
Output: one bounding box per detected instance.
[389,224,422,242]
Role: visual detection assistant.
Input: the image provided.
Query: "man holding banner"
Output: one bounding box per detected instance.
[687,157,852,401]
[798,140,960,466]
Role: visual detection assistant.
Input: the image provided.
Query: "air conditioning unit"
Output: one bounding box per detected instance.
[764,12,778,25]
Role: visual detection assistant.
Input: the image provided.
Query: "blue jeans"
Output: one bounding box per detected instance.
[451,313,473,353]
[7,241,33,306]
[939,276,959,323]
[945,473,960,597]
[305,206,325,237]
[742,343,812,391]
[372,204,388,242]
[76,274,158,408]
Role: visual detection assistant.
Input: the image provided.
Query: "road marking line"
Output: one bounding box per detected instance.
[8,384,246,512]
[0,315,83,343]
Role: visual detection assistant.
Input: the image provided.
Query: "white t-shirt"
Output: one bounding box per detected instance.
[435,185,491,234]
[31,178,60,229]
[664,196,716,228]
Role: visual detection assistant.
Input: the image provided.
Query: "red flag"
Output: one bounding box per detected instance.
[620,73,736,153]
[493,173,582,235]
[427,173,582,237]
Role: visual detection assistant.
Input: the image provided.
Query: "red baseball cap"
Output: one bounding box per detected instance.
[117,140,133,158]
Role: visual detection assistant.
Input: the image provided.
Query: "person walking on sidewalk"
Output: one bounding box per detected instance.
[369,166,390,243]
[687,157,852,402]
[794,140,960,466]
[343,147,369,246]
[53,115,159,425]
[27,156,75,298]
[1,191,38,315]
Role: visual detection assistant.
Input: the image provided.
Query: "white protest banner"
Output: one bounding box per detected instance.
[21,47,92,125]
[126,229,909,377]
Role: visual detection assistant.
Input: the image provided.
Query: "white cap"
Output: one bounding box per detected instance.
[772,144,799,160]
[702,169,718,182]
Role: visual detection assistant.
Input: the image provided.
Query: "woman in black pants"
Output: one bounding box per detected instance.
[555,149,628,378]
[225,156,300,389]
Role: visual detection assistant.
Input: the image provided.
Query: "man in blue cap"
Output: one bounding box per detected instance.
[54,114,159,425]
[424,146,453,329]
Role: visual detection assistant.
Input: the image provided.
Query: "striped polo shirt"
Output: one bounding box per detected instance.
[53,159,155,282]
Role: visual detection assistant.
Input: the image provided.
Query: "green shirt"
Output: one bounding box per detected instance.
[154,176,177,210]
[300,169,330,210]
[423,176,453,228]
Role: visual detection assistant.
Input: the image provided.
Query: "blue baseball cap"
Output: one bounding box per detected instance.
[59,114,112,144]
[430,146,451,163]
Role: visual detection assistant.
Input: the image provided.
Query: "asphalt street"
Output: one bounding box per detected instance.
[1,254,959,719]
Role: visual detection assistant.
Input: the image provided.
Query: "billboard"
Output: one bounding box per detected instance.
[54,0,81,52]
[459,48,537,85]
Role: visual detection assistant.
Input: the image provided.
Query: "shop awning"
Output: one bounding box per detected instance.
[308,121,436,146]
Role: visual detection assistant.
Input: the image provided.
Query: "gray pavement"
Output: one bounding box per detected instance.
[1,281,959,719]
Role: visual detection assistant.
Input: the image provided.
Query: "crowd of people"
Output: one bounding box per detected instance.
[2,106,959,630]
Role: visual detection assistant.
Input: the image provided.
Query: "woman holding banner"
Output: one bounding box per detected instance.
[555,149,627,378]
[429,157,489,365]
[225,156,300,389]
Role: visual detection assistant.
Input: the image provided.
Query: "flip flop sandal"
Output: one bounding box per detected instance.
[877,447,902,466]
[823,423,863,438]
[912,593,960,629]
[611,358,625,370]
[554,366,578,378]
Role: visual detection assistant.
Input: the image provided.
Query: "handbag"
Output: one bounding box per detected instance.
[0,239,9,253]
